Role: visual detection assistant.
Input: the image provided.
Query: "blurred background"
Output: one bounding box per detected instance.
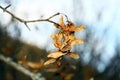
[0,0,120,80]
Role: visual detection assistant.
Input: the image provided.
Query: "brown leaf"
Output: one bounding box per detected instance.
[61,43,71,52]
[74,26,85,32]
[18,56,27,64]
[47,51,65,58]
[44,59,56,66]
[67,34,76,40]
[60,16,66,30]
[71,39,84,45]
[90,77,94,80]
[45,68,58,72]
[67,52,80,59]
[67,21,85,32]
[51,33,64,49]
[51,34,62,40]
[56,60,61,67]
[68,22,75,31]
[64,73,74,80]
[27,60,44,69]
[54,43,64,50]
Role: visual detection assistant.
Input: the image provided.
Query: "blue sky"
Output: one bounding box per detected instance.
[0,0,120,72]
[0,0,73,48]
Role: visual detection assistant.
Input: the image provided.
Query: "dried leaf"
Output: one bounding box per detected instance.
[68,22,75,31]
[51,34,62,40]
[56,60,61,67]
[64,36,70,43]
[27,61,44,69]
[89,77,94,80]
[54,43,63,49]
[61,44,71,52]
[50,34,57,40]
[74,26,85,32]
[63,34,76,45]
[71,39,84,45]
[68,34,76,40]
[66,21,85,32]
[64,73,74,80]
[44,59,56,66]
[47,51,65,58]
[67,52,80,59]
[60,16,66,30]
[32,69,40,73]
[51,33,64,49]
[18,56,27,64]
[45,68,58,72]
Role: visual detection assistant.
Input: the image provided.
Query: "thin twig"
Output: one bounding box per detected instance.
[0,5,62,31]
[0,5,24,22]
[59,13,69,22]
[47,12,60,19]
[0,54,45,80]
[4,4,11,10]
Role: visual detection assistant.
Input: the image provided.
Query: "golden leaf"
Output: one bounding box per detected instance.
[68,22,75,31]
[63,34,76,44]
[47,51,65,58]
[64,36,70,43]
[50,34,56,39]
[89,77,94,80]
[64,73,74,80]
[61,44,71,52]
[44,59,56,66]
[51,34,63,49]
[71,39,84,45]
[18,56,27,64]
[56,60,61,67]
[27,61,44,69]
[67,21,85,32]
[60,16,66,30]
[51,34,62,40]
[54,43,64,49]
[67,52,80,59]
[68,34,76,40]
[74,26,85,32]
[45,68,58,72]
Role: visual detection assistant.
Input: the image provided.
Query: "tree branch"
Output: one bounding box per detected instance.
[0,54,45,80]
[0,5,62,31]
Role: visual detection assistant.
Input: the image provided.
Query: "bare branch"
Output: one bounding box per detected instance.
[0,5,24,22]
[47,12,60,19]
[4,4,11,10]
[0,54,45,80]
[0,5,62,30]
